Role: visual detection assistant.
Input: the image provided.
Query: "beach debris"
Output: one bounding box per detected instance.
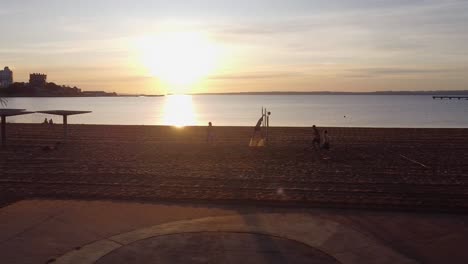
[399,154,430,169]
[41,146,53,152]
[41,142,62,152]
[276,188,285,196]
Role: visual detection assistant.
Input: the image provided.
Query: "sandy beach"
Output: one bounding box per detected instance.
[1,124,467,212]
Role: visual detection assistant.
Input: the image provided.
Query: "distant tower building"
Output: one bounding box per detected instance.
[0,66,13,88]
[29,73,47,88]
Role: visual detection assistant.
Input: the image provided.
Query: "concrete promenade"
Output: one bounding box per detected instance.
[1,200,468,263]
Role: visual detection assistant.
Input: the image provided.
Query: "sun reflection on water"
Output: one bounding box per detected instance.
[162,94,197,127]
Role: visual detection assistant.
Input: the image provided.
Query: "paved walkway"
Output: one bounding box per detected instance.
[1,200,468,263]
[94,232,341,264]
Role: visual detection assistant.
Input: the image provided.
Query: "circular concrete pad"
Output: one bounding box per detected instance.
[55,214,416,264]
[95,232,341,264]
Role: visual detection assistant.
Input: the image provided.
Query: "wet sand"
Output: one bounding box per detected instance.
[1,124,467,212]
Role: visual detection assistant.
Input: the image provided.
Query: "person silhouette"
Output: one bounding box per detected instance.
[322,130,330,150]
[206,122,215,144]
[49,118,54,125]
[312,125,321,150]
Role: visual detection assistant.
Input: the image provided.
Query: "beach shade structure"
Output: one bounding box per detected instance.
[262,107,271,145]
[249,107,271,147]
[37,110,91,141]
[0,109,35,147]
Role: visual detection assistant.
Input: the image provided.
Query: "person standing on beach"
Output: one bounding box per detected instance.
[312,125,320,149]
[206,122,215,144]
[322,130,330,150]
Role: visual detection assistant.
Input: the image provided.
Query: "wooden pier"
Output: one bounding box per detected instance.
[433,96,468,100]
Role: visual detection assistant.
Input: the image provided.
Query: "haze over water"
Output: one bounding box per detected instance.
[5,95,468,128]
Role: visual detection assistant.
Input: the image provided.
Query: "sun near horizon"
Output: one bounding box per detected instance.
[135,31,221,95]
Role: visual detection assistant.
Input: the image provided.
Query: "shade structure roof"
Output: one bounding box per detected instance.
[37,110,92,116]
[0,109,35,117]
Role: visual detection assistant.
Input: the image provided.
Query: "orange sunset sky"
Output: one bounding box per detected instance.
[1,0,467,94]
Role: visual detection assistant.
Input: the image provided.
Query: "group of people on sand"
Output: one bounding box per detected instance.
[42,118,54,125]
[205,115,331,150]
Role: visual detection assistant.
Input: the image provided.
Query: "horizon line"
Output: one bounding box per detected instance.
[118,89,468,96]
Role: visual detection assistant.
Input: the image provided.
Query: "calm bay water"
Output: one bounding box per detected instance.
[3,95,468,128]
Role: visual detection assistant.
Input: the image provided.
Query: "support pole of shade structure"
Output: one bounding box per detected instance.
[37,110,92,143]
[266,109,270,145]
[261,107,265,144]
[0,109,34,147]
[265,108,268,145]
[1,116,5,147]
[63,115,68,141]
[260,107,271,146]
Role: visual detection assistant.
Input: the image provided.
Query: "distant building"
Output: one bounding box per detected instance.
[29,73,47,88]
[0,66,13,88]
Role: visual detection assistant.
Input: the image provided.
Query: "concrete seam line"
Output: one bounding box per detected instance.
[54,239,121,264]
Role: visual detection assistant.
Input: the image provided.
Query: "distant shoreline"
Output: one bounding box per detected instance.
[2,90,468,97]
[0,95,164,98]
[190,90,468,96]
